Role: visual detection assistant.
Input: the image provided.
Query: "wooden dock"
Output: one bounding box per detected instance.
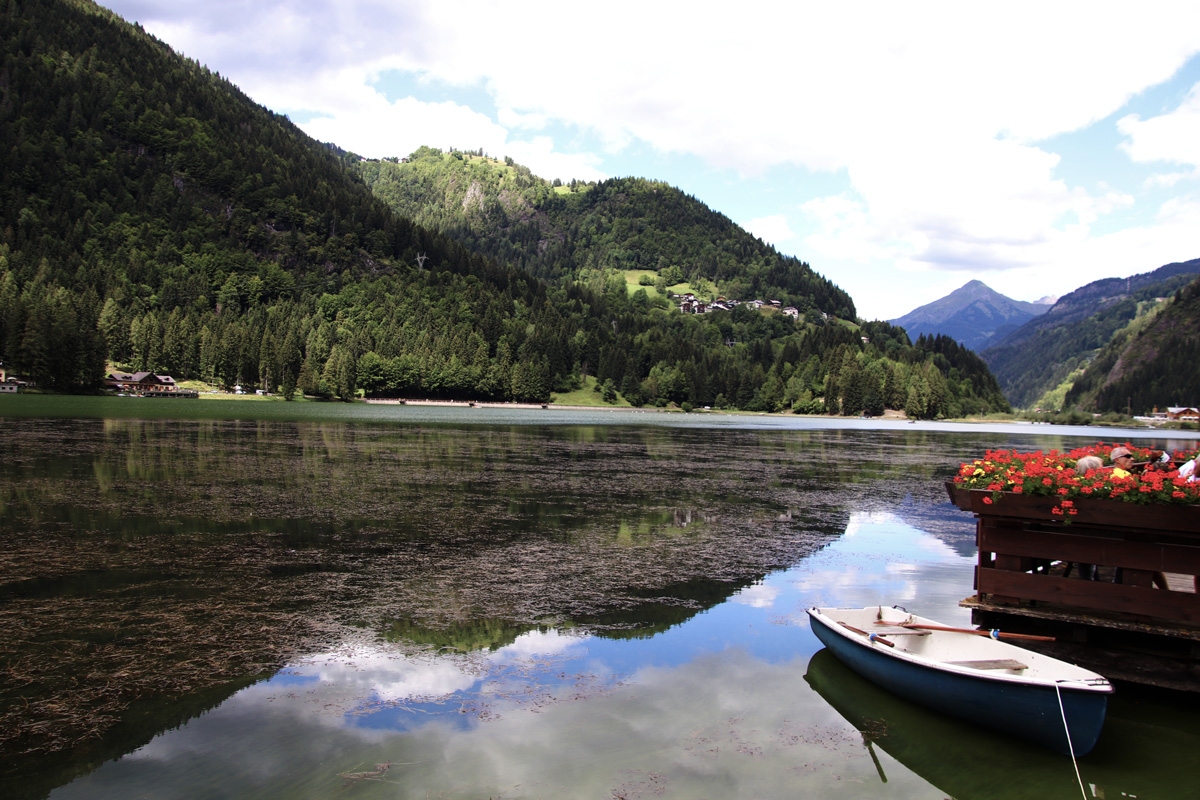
[947,483,1200,691]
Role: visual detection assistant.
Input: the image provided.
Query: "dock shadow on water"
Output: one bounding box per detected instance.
[1,409,1196,798]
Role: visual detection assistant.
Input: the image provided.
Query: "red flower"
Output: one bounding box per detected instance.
[955,443,1200,508]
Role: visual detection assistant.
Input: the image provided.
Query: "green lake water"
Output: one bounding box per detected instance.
[1,395,1198,798]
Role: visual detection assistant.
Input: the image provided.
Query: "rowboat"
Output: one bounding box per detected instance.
[807,606,1113,755]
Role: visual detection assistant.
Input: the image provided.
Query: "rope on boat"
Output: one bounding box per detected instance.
[1054,680,1088,800]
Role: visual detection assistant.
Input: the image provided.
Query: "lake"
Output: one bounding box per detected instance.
[2,396,1197,798]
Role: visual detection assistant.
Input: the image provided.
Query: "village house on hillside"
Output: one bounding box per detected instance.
[105,372,198,398]
[671,293,800,318]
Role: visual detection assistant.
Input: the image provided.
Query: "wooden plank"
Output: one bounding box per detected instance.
[945,659,1028,671]
[962,593,1200,641]
[955,488,1200,535]
[870,626,932,635]
[978,527,1200,575]
[979,569,1200,625]
[946,483,974,511]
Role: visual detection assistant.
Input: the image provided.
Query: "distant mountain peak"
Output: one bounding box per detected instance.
[890,281,1051,351]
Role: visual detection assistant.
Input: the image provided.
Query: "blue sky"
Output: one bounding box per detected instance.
[103,1,1200,320]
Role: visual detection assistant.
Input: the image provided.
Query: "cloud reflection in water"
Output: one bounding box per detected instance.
[55,511,984,799]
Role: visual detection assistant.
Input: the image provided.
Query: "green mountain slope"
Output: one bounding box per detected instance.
[979,259,1200,408]
[1065,275,1200,414]
[0,0,1006,418]
[351,148,856,317]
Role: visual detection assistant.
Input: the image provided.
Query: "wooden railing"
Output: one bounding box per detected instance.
[947,484,1200,628]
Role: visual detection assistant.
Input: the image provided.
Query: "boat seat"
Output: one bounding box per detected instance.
[946,659,1028,671]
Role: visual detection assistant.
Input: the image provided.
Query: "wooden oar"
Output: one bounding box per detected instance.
[840,621,895,647]
[877,621,1055,642]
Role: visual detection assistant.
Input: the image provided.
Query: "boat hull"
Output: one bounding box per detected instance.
[808,608,1109,756]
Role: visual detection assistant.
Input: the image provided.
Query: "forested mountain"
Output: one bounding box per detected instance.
[1,0,522,398]
[0,0,1008,417]
[351,148,856,317]
[890,280,1052,351]
[1065,275,1200,415]
[980,259,1200,408]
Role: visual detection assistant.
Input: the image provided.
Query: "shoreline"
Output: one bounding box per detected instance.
[362,398,916,420]
[363,398,668,413]
[4,393,1181,431]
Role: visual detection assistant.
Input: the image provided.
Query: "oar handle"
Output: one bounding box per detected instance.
[880,621,1055,642]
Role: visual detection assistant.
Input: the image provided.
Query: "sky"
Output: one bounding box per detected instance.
[100,1,1200,320]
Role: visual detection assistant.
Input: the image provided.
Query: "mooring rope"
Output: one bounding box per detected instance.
[1055,681,1089,800]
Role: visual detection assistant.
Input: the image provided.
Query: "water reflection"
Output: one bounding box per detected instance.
[1,411,1196,798]
[33,510,1200,799]
[42,513,995,799]
[806,648,1200,799]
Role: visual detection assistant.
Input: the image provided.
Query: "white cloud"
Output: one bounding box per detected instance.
[501,137,607,184]
[489,628,589,661]
[1119,82,1200,167]
[740,215,794,248]
[300,92,510,159]
[1144,170,1200,189]
[497,107,549,131]
[303,645,482,704]
[731,583,778,609]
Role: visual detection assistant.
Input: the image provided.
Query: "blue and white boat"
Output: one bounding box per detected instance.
[807,606,1113,756]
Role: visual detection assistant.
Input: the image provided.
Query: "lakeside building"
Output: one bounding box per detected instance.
[105,372,198,398]
[0,362,25,392]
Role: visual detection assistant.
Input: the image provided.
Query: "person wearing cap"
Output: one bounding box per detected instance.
[1110,447,1135,478]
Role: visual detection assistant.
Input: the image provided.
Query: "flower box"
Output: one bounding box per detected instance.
[946,483,1200,536]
